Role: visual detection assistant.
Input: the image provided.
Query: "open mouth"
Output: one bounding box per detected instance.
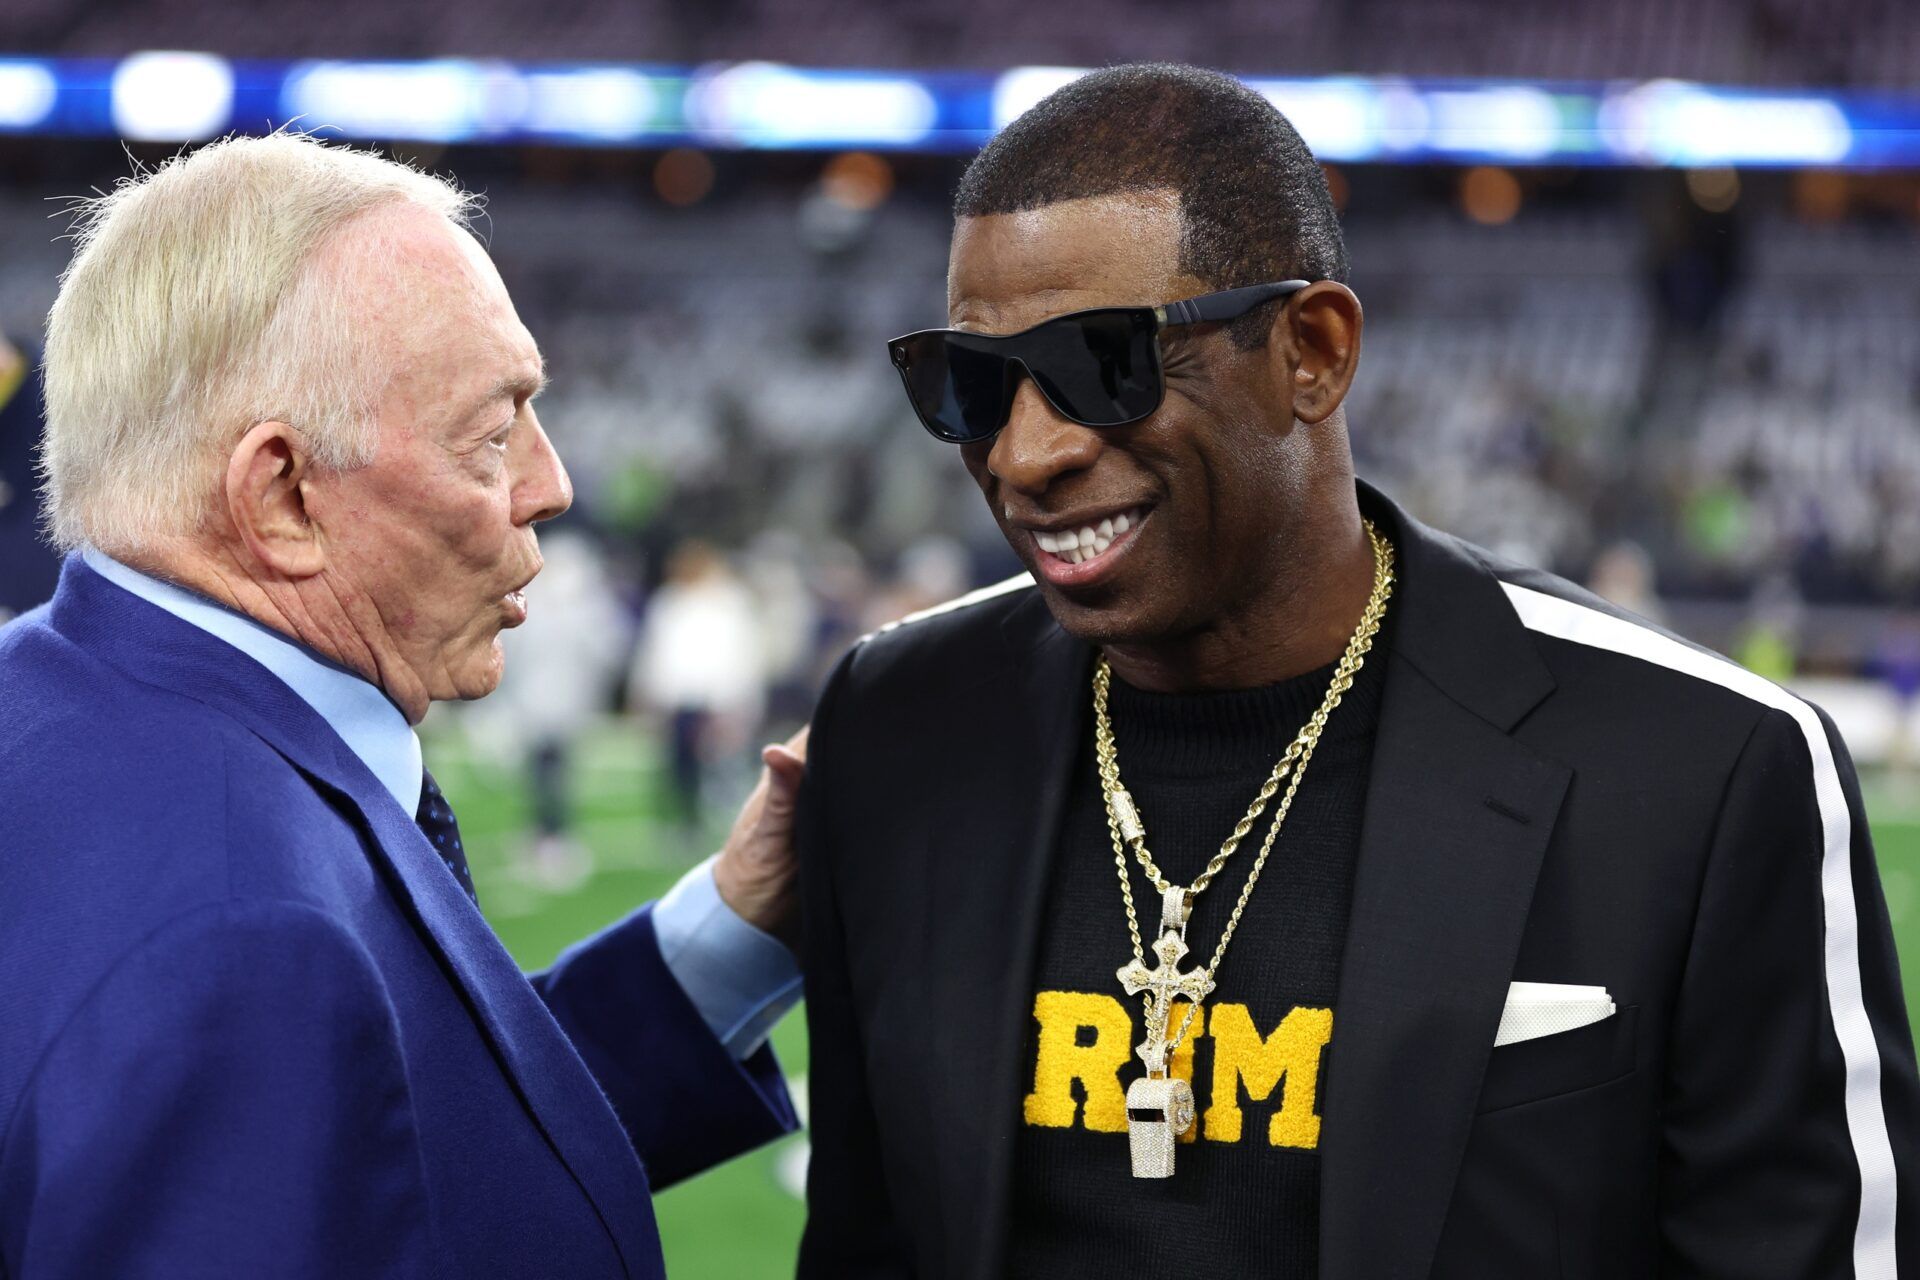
[504,557,540,621]
[1028,505,1150,584]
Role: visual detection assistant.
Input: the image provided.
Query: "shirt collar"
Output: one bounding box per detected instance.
[81,549,424,815]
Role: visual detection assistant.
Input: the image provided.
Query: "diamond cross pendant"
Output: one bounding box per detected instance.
[1116,887,1215,1078]
[1116,887,1212,1178]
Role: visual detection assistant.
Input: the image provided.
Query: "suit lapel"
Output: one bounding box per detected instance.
[322,773,656,1274]
[1317,488,1572,1279]
[1318,654,1568,1279]
[932,596,1088,1280]
[51,560,653,1274]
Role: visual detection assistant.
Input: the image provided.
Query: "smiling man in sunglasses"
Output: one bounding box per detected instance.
[797,64,1918,1279]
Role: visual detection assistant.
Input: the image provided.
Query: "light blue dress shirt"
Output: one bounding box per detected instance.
[82,550,802,1059]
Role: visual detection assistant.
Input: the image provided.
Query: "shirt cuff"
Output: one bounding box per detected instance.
[652,853,803,1060]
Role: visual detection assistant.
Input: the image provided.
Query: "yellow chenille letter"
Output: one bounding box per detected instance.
[1023,991,1134,1131]
[1203,1005,1334,1149]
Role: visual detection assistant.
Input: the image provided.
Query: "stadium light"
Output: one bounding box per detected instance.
[686,64,939,148]
[522,68,667,142]
[991,67,1087,131]
[0,60,57,132]
[284,61,504,142]
[110,52,233,141]
[1599,80,1853,167]
[1423,86,1564,161]
[13,53,1920,167]
[1251,78,1390,161]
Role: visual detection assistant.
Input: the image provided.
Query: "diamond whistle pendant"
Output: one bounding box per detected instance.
[1116,887,1213,1178]
[1126,1075,1195,1178]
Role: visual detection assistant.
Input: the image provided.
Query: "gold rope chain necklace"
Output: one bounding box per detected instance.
[1095,518,1394,1178]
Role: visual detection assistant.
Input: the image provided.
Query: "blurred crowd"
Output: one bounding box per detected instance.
[462,520,975,871]
[4,152,1920,829]
[8,0,1918,88]
[4,173,1919,603]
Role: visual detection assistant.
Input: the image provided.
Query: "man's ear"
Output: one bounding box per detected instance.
[224,421,324,578]
[1274,282,1363,426]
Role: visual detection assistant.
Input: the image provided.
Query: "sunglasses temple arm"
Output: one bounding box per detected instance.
[1160,279,1312,327]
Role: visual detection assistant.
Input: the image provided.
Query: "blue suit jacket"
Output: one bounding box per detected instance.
[0,559,796,1278]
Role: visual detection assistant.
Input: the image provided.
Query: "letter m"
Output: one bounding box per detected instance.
[1203,1005,1333,1149]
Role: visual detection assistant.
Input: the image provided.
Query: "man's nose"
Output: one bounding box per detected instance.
[512,412,573,525]
[985,376,1104,498]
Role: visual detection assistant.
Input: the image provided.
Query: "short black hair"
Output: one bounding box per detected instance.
[954,63,1348,346]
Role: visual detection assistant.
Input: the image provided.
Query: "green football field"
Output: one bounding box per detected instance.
[430,721,1920,1280]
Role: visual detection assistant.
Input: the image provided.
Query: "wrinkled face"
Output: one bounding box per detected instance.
[312,205,571,704]
[950,190,1306,646]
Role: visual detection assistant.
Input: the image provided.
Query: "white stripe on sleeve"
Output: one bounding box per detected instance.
[865,573,1035,640]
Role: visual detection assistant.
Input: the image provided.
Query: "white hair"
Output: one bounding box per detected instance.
[39,132,478,554]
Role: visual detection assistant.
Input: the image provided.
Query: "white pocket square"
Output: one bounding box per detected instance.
[1494,982,1616,1047]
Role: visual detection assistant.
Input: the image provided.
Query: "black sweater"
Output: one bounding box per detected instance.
[1006,636,1388,1279]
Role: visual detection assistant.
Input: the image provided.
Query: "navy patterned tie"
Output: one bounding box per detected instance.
[416,770,478,906]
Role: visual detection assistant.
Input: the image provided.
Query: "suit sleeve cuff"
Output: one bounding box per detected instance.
[652,853,803,1059]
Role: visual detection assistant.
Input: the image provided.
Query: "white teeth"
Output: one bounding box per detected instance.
[1032,507,1145,564]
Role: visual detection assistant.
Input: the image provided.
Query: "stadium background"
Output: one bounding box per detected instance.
[3,3,1920,1274]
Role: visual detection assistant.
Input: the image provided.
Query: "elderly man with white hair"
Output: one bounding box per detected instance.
[0,134,806,1277]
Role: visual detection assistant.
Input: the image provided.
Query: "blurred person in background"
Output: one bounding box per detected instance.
[0,335,61,622]
[798,65,1918,1279]
[0,134,805,1278]
[492,523,630,887]
[1585,538,1666,627]
[863,533,971,632]
[633,539,767,847]
[805,536,883,679]
[742,528,825,728]
[1736,570,1804,684]
[1872,616,1920,780]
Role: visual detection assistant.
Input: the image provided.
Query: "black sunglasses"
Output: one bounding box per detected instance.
[886,280,1310,444]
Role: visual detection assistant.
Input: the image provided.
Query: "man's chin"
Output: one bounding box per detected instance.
[1033,578,1168,649]
[446,640,508,703]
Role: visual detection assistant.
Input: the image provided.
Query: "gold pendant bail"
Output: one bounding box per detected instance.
[1159,885,1190,936]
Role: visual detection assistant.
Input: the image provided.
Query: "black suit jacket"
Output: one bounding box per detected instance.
[797,483,1920,1278]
